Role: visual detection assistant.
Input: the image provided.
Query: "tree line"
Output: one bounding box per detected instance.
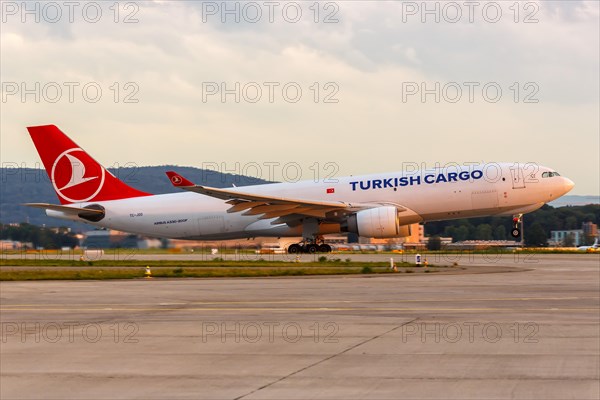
[0,223,79,249]
[425,204,599,246]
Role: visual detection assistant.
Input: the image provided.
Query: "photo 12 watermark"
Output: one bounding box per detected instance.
[1,321,140,344]
[200,1,340,24]
[199,321,340,343]
[1,161,146,188]
[399,1,540,24]
[1,81,140,104]
[1,1,140,24]
[199,161,340,183]
[201,81,340,104]
[401,81,540,104]
[401,321,540,344]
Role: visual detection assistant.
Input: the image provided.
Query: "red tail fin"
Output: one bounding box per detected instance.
[27,125,151,204]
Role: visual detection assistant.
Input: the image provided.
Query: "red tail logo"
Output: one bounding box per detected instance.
[170,175,182,185]
[52,148,104,203]
[165,171,194,187]
[28,125,151,204]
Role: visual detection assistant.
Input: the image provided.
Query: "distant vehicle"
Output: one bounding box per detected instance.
[331,244,351,251]
[255,243,287,254]
[577,238,599,252]
[25,125,575,254]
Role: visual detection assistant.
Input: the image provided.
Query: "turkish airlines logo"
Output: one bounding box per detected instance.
[171,175,182,185]
[51,148,105,203]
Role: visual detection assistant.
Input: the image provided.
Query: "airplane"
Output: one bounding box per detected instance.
[24,125,575,253]
[577,238,598,252]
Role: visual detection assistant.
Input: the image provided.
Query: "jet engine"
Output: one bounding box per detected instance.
[342,206,421,238]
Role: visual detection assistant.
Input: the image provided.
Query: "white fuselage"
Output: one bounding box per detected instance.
[48,163,574,240]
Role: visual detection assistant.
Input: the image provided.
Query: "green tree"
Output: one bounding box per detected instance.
[0,223,79,249]
[444,226,456,241]
[493,225,506,240]
[565,216,578,230]
[427,235,442,250]
[476,224,493,240]
[525,222,548,247]
[454,226,469,242]
[582,235,596,246]
[562,233,575,247]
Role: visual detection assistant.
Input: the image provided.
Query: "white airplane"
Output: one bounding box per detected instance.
[25,125,575,253]
[577,238,598,251]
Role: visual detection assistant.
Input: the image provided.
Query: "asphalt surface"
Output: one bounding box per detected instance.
[1,254,598,399]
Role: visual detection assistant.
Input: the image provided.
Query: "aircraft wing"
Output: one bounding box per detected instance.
[165,171,357,224]
[165,171,421,226]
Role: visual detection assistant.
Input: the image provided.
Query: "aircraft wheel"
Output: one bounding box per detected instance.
[511,228,520,238]
[288,244,301,254]
[319,244,332,253]
[306,244,318,254]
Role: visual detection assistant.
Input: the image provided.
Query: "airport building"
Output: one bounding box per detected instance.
[550,229,585,246]
[0,240,33,250]
[82,229,162,249]
[582,221,598,238]
[550,222,598,246]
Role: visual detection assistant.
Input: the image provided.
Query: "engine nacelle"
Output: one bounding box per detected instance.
[343,206,421,238]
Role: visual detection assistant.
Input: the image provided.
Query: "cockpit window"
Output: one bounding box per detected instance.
[542,171,561,178]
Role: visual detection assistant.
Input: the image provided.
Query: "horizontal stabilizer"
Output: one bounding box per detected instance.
[24,203,105,222]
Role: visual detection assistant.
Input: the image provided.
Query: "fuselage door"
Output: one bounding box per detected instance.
[510,165,526,189]
[198,215,226,235]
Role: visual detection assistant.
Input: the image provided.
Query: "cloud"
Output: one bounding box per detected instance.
[1,1,598,194]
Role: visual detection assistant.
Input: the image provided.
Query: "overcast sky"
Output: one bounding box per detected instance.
[1,1,598,194]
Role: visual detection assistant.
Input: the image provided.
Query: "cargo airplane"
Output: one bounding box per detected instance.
[25,125,575,253]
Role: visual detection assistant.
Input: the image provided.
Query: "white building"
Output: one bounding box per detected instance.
[550,230,584,246]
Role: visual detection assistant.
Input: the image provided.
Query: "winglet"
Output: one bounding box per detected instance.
[166,171,195,187]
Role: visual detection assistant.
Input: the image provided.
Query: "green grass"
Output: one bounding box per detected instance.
[1,259,392,268]
[0,266,381,281]
[0,259,448,281]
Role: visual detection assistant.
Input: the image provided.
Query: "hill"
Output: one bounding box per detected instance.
[548,195,600,207]
[0,166,269,230]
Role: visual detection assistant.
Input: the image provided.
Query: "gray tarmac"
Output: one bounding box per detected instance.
[1,254,599,399]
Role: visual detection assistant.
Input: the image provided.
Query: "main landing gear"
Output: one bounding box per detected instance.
[287,238,332,254]
[511,214,523,238]
[288,219,332,254]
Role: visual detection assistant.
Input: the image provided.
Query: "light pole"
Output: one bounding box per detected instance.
[520,216,525,247]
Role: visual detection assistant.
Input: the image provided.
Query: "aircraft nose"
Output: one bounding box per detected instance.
[563,177,575,194]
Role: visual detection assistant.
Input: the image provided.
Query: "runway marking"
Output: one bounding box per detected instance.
[3,296,598,307]
[1,307,598,312]
[234,317,420,400]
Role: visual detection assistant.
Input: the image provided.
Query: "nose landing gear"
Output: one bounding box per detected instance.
[511,214,523,238]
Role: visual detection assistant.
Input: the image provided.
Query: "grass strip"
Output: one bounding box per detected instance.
[0,262,447,281]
